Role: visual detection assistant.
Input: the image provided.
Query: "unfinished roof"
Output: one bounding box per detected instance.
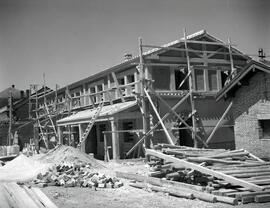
[216,60,270,101]
[57,100,137,126]
[52,29,249,95]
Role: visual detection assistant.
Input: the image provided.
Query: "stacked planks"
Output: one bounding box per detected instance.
[119,144,270,205]
[0,182,58,208]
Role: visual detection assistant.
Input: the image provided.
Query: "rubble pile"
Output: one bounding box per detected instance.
[34,162,123,189]
[38,145,104,169]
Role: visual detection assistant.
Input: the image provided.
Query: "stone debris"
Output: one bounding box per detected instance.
[34,162,123,189]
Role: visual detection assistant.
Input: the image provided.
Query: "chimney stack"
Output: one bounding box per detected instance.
[258,48,266,60]
[124,53,132,61]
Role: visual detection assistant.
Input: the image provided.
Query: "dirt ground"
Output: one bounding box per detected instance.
[2,148,269,208]
[42,183,270,208]
[40,159,270,208]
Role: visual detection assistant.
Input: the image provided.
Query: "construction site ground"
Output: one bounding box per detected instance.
[1,145,270,208]
[41,160,270,208]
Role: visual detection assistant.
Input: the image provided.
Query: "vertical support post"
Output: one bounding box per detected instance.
[58,126,63,145]
[79,124,86,152]
[8,89,12,146]
[43,73,46,106]
[134,71,139,93]
[183,28,197,147]
[65,86,72,143]
[83,87,87,107]
[104,133,108,162]
[139,37,151,153]
[111,118,120,160]
[68,125,71,146]
[35,85,38,115]
[55,84,58,111]
[107,75,113,105]
[33,124,39,153]
[228,37,235,75]
[124,75,129,96]
[28,86,32,119]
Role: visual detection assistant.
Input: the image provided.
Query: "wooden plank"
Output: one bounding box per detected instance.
[31,187,58,208]
[115,171,204,191]
[158,143,224,151]
[0,185,12,208]
[222,167,270,175]
[22,186,45,208]
[186,157,248,165]
[241,196,255,204]
[212,188,239,196]
[146,149,264,191]
[206,151,249,159]
[255,194,270,203]
[231,171,270,178]
[245,178,270,185]
[215,195,238,205]
[129,182,194,199]
[246,150,265,163]
[129,181,218,203]
[3,183,39,208]
[212,162,270,169]
[129,177,238,205]
[236,190,270,199]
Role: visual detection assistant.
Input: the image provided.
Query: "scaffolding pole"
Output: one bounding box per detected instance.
[8,89,12,146]
[139,37,151,151]
[184,28,197,148]
[228,37,234,74]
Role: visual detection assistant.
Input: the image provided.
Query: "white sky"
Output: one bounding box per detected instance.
[0,0,269,91]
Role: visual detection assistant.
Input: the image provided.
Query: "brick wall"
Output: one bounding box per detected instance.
[232,71,270,158]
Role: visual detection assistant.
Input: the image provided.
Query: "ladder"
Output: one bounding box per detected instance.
[44,103,58,139]
[36,112,49,149]
[77,101,104,148]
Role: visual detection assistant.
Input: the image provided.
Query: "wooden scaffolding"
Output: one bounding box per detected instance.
[126,28,236,157]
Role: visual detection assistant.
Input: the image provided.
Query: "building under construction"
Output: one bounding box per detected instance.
[9,29,269,160]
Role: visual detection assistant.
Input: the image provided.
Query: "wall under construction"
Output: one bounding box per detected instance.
[233,71,270,158]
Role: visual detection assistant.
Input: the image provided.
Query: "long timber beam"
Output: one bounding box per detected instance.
[146,149,264,192]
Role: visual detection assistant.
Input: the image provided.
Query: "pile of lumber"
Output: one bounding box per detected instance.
[118,144,270,205]
[0,182,58,208]
[34,162,123,189]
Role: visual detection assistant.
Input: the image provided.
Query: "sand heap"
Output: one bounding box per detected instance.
[0,154,51,182]
[38,145,105,169]
[0,145,105,182]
